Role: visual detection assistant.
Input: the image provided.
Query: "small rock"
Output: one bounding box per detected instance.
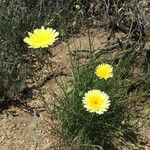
[140,140,148,145]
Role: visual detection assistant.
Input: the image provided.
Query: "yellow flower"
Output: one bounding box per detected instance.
[95,64,113,80]
[23,26,59,48]
[82,90,110,114]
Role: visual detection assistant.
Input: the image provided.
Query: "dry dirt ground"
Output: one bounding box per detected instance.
[0,28,149,150]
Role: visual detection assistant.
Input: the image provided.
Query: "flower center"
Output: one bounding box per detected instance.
[87,95,105,110]
[94,100,98,104]
[101,69,109,76]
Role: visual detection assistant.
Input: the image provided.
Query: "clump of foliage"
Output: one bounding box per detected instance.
[91,0,148,41]
[0,0,29,101]
[51,50,135,149]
